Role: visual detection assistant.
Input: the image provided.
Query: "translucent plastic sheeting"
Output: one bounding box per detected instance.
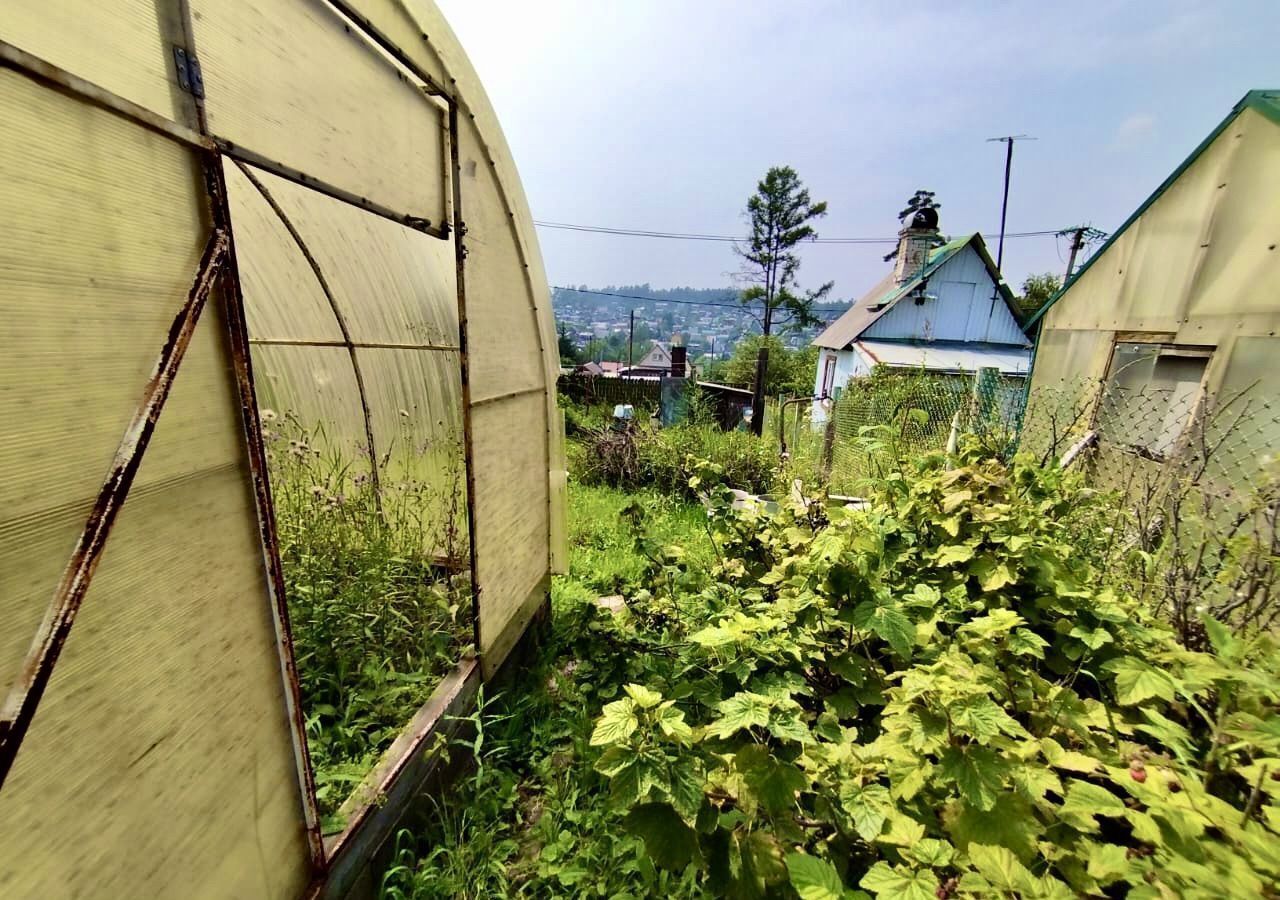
[1044,107,1280,342]
[1182,108,1280,323]
[358,347,466,558]
[0,308,311,899]
[472,392,550,674]
[1028,328,1113,389]
[388,0,560,388]
[0,0,190,123]
[345,0,451,88]
[192,0,449,228]
[1211,336,1280,479]
[245,166,459,348]
[225,161,346,344]
[455,116,548,401]
[0,68,210,701]
[250,344,370,464]
[548,410,569,575]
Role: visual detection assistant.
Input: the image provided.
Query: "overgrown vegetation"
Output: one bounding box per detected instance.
[702,336,818,396]
[379,484,712,898]
[266,412,473,825]
[569,418,778,499]
[589,437,1280,897]
[380,435,1279,898]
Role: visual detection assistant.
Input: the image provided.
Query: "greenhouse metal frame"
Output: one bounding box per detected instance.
[0,1,566,896]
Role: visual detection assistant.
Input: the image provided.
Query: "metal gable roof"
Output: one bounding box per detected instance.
[812,233,1019,350]
[1026,89,1280,329]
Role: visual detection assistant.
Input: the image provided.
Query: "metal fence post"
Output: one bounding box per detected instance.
[820,399,837,480]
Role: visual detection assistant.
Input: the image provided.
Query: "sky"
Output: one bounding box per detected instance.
[435,0,1280,302]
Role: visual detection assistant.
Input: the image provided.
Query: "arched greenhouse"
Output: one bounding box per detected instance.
[0,1,566,895]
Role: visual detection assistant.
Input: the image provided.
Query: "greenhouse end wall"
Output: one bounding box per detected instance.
[0,1,564,896]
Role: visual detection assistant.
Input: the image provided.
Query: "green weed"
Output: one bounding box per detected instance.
[264,411,473,824]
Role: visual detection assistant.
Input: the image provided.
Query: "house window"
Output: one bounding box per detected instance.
[821,355,837,397]
[1097,342,1212,458]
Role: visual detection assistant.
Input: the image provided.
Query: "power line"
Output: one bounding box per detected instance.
[550,286,849,318]
[533,219,1064,245]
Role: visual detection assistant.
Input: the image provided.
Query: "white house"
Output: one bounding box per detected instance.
[811,210,1031,421]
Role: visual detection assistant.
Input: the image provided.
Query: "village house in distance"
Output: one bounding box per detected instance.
[810,209,1032,421]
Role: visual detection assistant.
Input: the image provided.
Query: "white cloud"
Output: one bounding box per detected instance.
[1111,113,1158,150]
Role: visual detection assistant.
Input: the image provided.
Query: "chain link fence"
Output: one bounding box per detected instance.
[796,367,1278,643]
[813,369,1028,492]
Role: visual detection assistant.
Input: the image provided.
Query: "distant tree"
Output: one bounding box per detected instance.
[722,335,818,395]
[557,320,582,366]
[735,166,834,336]
[735,166,833,433]
[884,188,943,261]
[898,189,940,224]
[699,356,729,384]
[1016,272,1061,322]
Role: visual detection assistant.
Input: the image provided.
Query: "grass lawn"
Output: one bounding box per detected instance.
[554,483,717,610]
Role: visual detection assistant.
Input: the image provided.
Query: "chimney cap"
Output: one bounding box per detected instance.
[906,207,939,230]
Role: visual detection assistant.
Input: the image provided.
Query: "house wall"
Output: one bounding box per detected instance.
[811,347,871,423]
[863,245,1027,346]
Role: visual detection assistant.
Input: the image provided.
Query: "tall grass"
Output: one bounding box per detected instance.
[375,483,713,899]
[569,422,778,498]
[263,410,473,825]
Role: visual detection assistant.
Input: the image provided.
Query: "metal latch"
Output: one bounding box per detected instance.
[173,46,205,99]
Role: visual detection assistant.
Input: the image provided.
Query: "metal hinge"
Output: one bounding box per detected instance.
[172,46,204,99]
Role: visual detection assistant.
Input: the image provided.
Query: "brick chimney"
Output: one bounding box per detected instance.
[669,345,687,377]
[893,208,940,286]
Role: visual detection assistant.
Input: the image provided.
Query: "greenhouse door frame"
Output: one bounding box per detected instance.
[0,3,485,892]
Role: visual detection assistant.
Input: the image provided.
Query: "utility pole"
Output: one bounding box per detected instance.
[1063,227,1085,282]
[986,134,1035,271]
[750,346,768,437]
[1058,225,1106,283]
[627,309,634,373]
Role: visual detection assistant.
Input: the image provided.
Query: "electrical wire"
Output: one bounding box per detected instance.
[534,219,1064,244]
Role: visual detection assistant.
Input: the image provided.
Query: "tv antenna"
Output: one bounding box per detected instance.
[986,134,1037,271]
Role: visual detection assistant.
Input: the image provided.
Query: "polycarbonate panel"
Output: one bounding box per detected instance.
[549,410,569,575]
[1211,336,1280,482]
[0,68,210,699]
[250,344,369,460]
[225,161,345,344]
[390,1,562,394]
[345,0,450,88]
[192,0,449,228]
[1029,328,1113,389]
[358,347,466,557]
[0,0,188,122]
[246,166,459,347]
[457,116,548,400]
[0,307,312,899]
[1183,108,1280,322]
[1045,105,1239,336]
[472,392,550,673]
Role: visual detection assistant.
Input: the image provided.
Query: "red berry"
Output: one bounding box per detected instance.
[1131,768,1148,783]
